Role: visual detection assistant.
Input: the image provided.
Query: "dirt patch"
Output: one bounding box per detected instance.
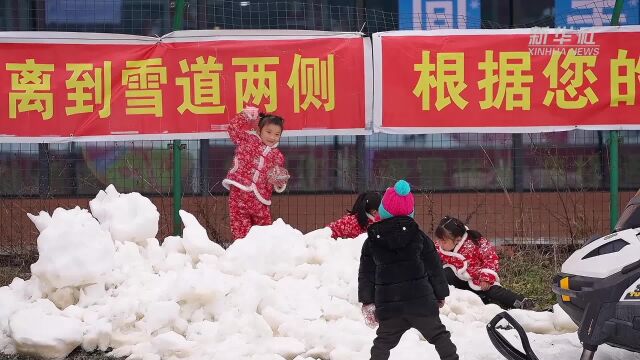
[0,348,121,360]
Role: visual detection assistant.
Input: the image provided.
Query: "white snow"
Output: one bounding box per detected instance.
[28,207,115,292]
[0,185,637,360]
[9,299,83,359]
[89,184,159,245]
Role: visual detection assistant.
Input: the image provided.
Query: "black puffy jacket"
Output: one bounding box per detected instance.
[358,216,449,321]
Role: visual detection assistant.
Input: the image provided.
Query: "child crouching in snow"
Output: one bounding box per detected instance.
[222,106,290,240]
[327,191,381,239]
[358,180,459,360]
[434,216,534,310]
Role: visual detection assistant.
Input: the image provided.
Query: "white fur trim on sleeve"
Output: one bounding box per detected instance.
[479,268,501,285]
[222,179,272,206]
[222,178,252,191]
[274,183,287,193]
[252,185,272,206]
[439,248,466,262]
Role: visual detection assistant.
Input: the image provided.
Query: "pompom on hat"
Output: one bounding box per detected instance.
[378,180,415,219]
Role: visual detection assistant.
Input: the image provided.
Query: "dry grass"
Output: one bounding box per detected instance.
[0,255,33,287]
[498,245,576,310]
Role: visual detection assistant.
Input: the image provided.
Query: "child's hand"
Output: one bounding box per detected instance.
[479,281,492,291]
[242,106,260,122]
[361,304,378,328]
[268,166,290,188]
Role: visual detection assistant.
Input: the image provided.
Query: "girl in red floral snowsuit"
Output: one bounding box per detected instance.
[327,192,381,239]
[434,216,534,310]
[223,107,289,240]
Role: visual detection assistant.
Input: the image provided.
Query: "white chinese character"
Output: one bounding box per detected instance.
[576,32,596,45]
[552,28,573,45]
[529,32,548,45]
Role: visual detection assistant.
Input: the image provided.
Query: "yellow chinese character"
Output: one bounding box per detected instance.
[287,54,335,113]
[478,51,533,110]
[413,51,468,111]
[5,59,54,120]
[121,59,167,117]
[610,49,640,107]
[66,61,112,118]
[543,49,598,109]
[176,56,225,115]
[233,57,279,113]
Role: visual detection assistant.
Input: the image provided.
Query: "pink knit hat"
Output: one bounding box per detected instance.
[378,180,415,219]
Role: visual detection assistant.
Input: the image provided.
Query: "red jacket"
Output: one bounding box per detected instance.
[435,234,501,290]
[328,214,374,239]
[222,113,286,205]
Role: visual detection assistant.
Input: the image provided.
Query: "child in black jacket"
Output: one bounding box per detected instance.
[358,180,459,360]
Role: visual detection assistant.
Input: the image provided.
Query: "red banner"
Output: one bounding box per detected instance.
[374,27,640,133]
[0,31,370,142]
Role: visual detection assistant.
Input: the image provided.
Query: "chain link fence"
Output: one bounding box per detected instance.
[1,0,639,253]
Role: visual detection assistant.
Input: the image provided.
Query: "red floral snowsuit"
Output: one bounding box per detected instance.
[328,214,375,239]
[435,234,500,290]
[223,113,286,240]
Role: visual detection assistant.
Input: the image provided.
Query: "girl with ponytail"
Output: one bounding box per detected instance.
[434,216,534,310]
[327,191,381,239]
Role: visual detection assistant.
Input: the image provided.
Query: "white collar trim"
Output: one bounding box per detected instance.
[251,132,279,148]
[452,230,468,253]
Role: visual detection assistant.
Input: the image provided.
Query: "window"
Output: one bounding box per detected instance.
[582,239,630,259]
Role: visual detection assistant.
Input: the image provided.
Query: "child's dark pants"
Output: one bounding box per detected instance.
[443,267,524,309]
[370,315,459,360]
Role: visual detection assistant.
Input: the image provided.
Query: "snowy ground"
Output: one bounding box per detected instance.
[0,185,638,360]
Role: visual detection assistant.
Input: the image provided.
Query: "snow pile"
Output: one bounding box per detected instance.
[28,207,115,296]
[0,186,634,360]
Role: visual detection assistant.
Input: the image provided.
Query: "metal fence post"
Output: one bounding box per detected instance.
[172,0,186,236]
[609,0,623,231]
